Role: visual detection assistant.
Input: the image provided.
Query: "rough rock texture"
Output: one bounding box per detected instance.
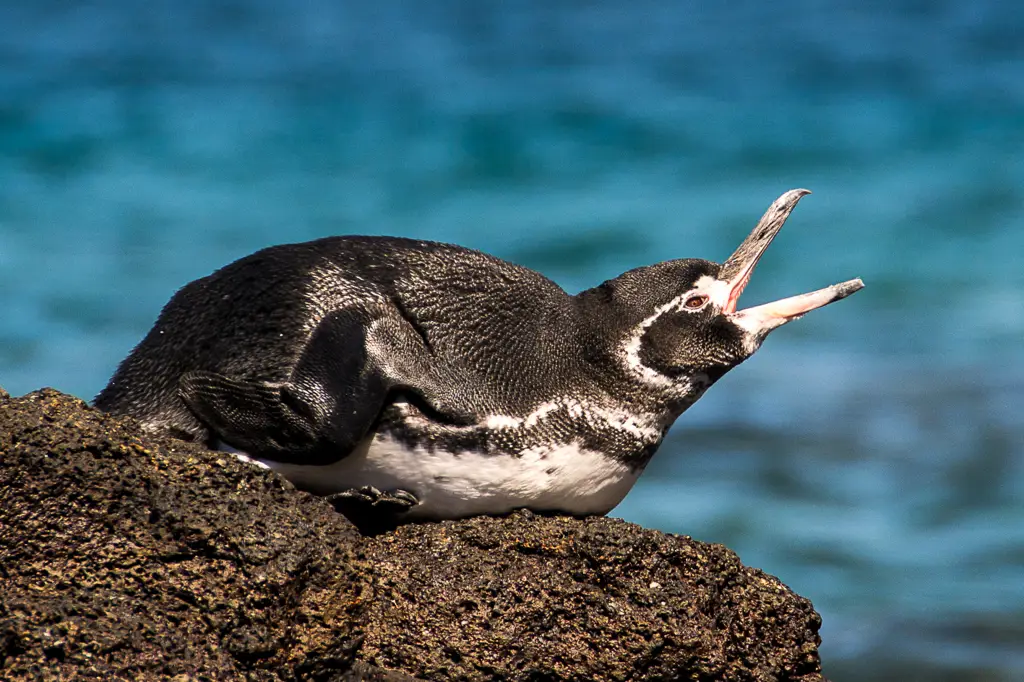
[360,517,823,681]
[0,388,825,681]
[0,389,393,681]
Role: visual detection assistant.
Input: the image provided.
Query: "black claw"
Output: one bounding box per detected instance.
[392,490,419,506]
[324,487,421,536]
[326,485,382,504]
[325,486,419,512]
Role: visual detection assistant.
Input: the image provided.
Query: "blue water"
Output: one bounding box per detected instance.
[2,2,1022,679]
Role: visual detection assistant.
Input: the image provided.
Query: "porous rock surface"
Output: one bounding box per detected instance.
[0,388,825,681]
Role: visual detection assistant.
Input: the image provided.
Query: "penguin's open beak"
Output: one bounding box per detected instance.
[715,188,864,338]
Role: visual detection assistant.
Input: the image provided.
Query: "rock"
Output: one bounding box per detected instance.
[0,388,825,681]
[0,388,380,680]
[359,515,824,681]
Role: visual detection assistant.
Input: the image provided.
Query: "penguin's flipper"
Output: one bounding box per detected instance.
[359,309,480,425]
[293,305,479,433]
[180,305,474,466]
[179,309,393,465]
[179,371,323,459]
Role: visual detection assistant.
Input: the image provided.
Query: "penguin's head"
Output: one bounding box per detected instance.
[604,189,863,406]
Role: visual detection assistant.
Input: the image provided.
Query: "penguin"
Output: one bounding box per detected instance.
[95,189,862,529]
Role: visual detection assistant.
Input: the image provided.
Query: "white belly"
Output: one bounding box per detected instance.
[250,434,642,520]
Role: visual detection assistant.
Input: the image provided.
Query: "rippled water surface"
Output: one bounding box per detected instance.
[2,2,1022,679]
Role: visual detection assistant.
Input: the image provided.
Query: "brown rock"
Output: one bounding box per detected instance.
[360,515,823,681]
[0,388,373,680]
[0,388,824,681]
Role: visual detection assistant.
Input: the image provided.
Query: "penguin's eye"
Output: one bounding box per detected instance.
[684,294,709,310]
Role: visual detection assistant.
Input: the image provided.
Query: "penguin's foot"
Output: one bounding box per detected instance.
[325,486,420,536]
[325,486,419,513]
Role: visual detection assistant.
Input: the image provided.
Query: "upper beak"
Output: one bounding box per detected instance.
[715,189,864,338]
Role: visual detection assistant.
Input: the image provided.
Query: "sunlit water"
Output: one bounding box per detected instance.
[2,2,1022,679]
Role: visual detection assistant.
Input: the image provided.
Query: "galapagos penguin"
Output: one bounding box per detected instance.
[95,189,863,529]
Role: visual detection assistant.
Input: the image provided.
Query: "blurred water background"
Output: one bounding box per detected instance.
[1,1,1022,679]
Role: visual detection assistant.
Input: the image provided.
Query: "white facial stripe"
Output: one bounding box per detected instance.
[620,275,730,387]
[693,275,733,309]
[621,293,690,387]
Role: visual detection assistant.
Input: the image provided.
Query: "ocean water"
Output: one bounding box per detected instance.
[1,1,1022,679]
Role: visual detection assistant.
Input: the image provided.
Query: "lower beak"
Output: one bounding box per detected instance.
[729,279,864,337]
[715,189,864,338]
